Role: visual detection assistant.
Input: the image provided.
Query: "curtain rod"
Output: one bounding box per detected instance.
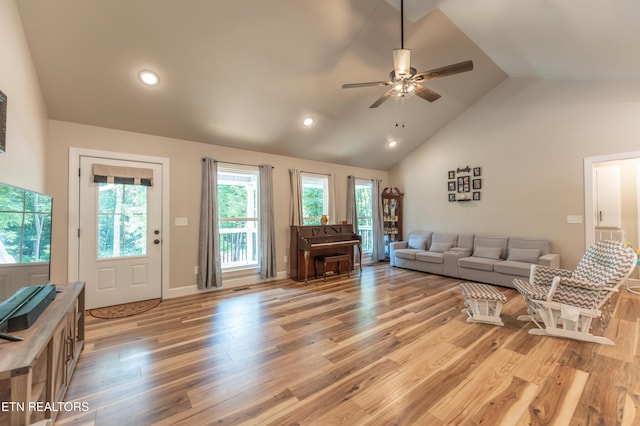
[201,158,273,168]
[350,175,375,182]
[300,170,331,176]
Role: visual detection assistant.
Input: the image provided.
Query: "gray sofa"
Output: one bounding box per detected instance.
[390,231,560,288]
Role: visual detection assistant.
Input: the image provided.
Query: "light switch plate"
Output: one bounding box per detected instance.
[175,217,188,226]
[567,215,583,224]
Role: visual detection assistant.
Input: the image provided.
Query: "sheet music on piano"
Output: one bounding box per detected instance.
[289,224,362,283]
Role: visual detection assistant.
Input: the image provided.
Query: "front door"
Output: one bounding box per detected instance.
[79,156,163,309]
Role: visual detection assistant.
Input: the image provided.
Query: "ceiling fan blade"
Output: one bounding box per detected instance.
[369,90,393,108]
[342,81,391,89]
[414,60,474,82]
[414,84,441,102]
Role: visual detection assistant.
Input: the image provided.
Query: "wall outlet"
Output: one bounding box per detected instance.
[283,255,288,264]
[194,266,198,275]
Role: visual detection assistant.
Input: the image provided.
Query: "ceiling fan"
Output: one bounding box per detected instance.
[342,0,474,108]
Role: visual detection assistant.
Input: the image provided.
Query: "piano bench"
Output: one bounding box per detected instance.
[316,254,351,281]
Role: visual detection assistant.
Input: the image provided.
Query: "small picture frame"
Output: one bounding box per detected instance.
[448,181,456,191]
[448,193,456,202]
[473,167,481,176]
[448,170,455,179]
[458,176,470,193]
[473,179,482,190]
[473,192,481,201]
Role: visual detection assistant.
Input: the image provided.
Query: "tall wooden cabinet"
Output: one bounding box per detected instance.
[0,281,85,426]
[382,187,403,259]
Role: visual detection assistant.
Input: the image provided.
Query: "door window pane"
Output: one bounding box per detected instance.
[97,183,147,259]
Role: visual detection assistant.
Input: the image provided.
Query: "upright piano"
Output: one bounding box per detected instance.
[290,224,362,282]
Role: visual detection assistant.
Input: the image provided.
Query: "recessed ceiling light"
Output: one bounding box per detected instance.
[302,116,315,127]
[138,70,160,86]
[388,140,397,147]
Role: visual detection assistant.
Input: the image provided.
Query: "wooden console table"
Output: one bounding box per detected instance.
[0,281,85,426]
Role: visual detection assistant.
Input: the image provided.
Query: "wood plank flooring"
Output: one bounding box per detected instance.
[55,263,640,425]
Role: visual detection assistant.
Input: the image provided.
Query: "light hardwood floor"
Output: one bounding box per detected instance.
[56,263,640,425]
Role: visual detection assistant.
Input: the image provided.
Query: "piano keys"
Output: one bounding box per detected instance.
[290,224,362,282]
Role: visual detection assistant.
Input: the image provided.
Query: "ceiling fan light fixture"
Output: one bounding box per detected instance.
[390,80,417,99]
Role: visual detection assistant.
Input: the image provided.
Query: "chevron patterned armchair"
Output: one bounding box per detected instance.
[513,240,638,345]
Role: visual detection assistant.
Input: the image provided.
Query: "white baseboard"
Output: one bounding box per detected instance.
[165,270,288,299]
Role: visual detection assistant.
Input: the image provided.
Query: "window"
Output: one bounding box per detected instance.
[301,173,329,225]
[355,179,373,253]
[0,184,52,264]
[97,183,147,258]
[217,166,259,269]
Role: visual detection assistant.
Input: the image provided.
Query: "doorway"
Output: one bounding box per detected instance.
[68,148,170,309]
[584,151,640,251]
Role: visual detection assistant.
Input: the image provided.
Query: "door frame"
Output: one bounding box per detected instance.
[584,149,640,248]
[68,147,170,300]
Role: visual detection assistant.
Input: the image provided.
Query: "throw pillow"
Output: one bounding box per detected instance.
[429,242,453,253]
[408,237,428,250]
[473,246,502,259]
[507,248,540,263]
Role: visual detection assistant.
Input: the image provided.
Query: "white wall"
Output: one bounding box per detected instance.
[390,78,640,268]
[0,0,48,192]
[47,120,388,293]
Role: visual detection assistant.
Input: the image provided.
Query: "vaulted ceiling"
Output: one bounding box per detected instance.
[15,0,640,170]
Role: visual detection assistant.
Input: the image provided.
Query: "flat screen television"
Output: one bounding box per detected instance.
[0,182,52,301]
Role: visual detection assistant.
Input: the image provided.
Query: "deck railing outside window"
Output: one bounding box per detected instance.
[358,223,373,253]
[219,223,257,268]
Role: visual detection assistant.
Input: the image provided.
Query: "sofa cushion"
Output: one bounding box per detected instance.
[458,256,499,272]
[508,237,551,256]
[407,232,432,250]
[507,248,540,264]
[473,246,502,259]
[416,251,445,264]
[494,260,533,277]
[432,233,458,247]
[474,235,508,258]
[394,249,422,260]
[429,242,453,253]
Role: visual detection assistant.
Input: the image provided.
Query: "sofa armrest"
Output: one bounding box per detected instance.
[449,247,472,256]
[443,248,472,277]
[538,253,560,268]
[390,241,408,250]
[389,241,408,266]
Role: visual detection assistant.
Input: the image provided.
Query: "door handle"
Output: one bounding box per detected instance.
[599,211,603,222]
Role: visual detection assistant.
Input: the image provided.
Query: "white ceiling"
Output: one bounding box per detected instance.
[15,0,640,170]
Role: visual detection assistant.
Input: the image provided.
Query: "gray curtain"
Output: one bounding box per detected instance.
[198,158,222,288]
[259,164,276,278]
[290,168,303,226]
[371,179,386,261]
[346,176,358,233]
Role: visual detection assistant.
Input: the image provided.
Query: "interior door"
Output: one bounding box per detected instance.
[595,165,622,228]
[79,156,163,309]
